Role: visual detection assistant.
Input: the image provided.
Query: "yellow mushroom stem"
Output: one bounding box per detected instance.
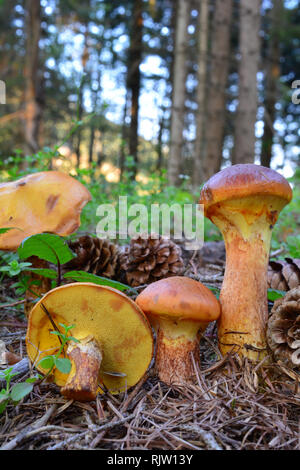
[209,195,288,361]
[61,335,102,401]
[154,318,208,386]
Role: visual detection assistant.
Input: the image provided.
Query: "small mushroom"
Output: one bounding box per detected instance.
[135,276,221,386]
[0,171,91,313]
[26,282,154,401]
[199,164,293,361]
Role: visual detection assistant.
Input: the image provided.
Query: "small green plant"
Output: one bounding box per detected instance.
[0,368,39,414]
[0,259,32,277]
[38,322,79,376]
[17,232,130,292]
[0,322,79,414]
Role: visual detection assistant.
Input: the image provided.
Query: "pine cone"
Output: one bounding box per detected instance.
[65,235,119,279]
[268,258,300,291]
[118,235,184,287]
[267,286,300,369]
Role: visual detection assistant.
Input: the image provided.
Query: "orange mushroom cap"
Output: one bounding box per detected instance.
[136,276,221,323]
[200,164,292,217]
[0,171,91,250]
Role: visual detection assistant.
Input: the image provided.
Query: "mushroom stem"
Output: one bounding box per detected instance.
[61,335,102,401]
[209,195,286,360]
[219,230,270,360]
[155,318,206,385]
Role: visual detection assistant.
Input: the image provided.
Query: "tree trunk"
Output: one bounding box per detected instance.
[156,107,166,173]
[24,0,42,155]
[168,0,190,186]
[261,0,283,168]
[74,77,84,168]
[203,0,233,179]
[127,0,143,178]
[233,0,262,164]
[193,0,209,187]
[119,89,130,180]
[89,50,102,167]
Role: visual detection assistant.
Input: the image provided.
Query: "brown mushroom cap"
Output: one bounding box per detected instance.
[200,164,292,215]
[136,276,221,323]
[0,171,91,250]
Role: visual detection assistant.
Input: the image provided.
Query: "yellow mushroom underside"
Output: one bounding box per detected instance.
[26,283,153,393]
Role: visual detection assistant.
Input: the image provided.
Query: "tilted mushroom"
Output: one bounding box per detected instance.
[0,171,91,312]
[26,282,154,400]
[135,276,221,385]
[199,164,293,361]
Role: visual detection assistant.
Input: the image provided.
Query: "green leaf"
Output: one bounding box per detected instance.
[206,285,220,299]
[38,355,55,370]
[10,382,33,402]
[25,376,39,384]
[18,233,75,265]
[63,270,129,292]
[67,336,80,343]
[27,268,58,279]
[0,228,14,234]
[55,357,72,374]
[0,389,10,401]
[0,399,9,414]
[268,288,285,302]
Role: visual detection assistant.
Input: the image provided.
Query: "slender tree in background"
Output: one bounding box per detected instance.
[126,0,143,177]
[24,0,43,154]
[261,0,283,168]
[203,0,233,179]
[193,0,209,186]
[233,0,262,164]
[168,0,190,186]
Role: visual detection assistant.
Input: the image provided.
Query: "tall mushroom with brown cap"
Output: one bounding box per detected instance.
[0,171,91,312]
[199,164,293,361]
[135,276,221,385]
[26,282,154,401]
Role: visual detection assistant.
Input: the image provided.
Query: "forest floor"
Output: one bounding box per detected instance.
[0,242,299,450]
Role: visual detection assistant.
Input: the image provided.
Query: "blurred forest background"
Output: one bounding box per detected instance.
[0,0,299,187]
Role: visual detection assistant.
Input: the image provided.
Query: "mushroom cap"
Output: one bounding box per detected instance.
[135,276,221,322]
[26,283,154,393]
[0,171,91,250]
[199,164,292,214]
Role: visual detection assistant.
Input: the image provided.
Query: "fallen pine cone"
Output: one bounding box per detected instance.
[268,258,300,291]
[65,235,119,279]
[267,286,300,369]
[118,234,184,287]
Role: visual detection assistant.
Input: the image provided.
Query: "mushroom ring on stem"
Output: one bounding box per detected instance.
[26,283,154,401]
[199,164,293,361]
[136,276,221,386]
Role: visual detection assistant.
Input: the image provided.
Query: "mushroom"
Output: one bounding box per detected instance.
[199,164,293,361]
[0,171,91,312]
[135,276,221,385]
[26,282,154,400]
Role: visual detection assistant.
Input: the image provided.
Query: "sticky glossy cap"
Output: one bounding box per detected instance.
[136,276,221,322]
[200,164,292,213]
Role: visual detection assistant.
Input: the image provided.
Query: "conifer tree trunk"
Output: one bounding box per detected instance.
[261,0,283,168]
[193,0,209,186]
[24,0,42,155]
[168,0,190,186]
[234,0,262,164]
[127,0,143,178]
[204,0,233,179]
